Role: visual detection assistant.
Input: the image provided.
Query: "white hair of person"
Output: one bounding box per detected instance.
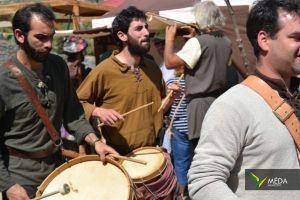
[193,0,226,30]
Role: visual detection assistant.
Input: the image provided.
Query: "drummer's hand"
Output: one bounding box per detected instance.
[6,184,30,200]
[94,140,119,162]
[165,24,177,42]
[92,107,124,127]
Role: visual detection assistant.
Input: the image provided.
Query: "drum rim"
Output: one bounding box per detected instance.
[123,147,167,182]
[36,155,134,199]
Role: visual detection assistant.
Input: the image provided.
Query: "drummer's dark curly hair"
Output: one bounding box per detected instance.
[112,6,147,47]
[12,3,55,45]
[246,0,300,58]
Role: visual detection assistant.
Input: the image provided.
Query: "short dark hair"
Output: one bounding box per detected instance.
[246,0,300,58]
[12,3,55,45]
[112,6,147,47]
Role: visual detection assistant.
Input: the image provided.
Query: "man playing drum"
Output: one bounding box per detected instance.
[77,7,181,199]
[77,6,178,155]
[0,3,117,200]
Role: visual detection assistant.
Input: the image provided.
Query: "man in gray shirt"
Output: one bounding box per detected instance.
[0,3,117,199]
[188,0,300,199]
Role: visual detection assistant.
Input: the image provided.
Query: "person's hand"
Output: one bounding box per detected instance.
[181,25,197,39]
[68,60,81,79]
[6,184,30,200]
[94,140,119,162]
[165,24,177,42]
[167,83,181,100]
[92,107,124,127]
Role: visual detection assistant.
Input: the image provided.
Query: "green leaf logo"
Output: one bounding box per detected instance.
[249,172,268,189]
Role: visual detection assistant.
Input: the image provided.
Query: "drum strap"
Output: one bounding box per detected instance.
[4,59,62,146]
[242,75,300,152]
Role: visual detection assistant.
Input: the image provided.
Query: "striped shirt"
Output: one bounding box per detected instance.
[166,77,188,134]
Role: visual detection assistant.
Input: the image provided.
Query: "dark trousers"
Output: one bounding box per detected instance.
[3,185,37,199]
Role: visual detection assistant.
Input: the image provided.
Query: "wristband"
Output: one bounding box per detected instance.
[92,138,101,146]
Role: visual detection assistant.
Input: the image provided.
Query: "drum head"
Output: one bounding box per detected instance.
[36,155,132,200]
[122,147,166,182]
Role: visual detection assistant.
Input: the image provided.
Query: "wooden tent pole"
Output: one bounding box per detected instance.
[72,2,80,30]
[224,0,250,74]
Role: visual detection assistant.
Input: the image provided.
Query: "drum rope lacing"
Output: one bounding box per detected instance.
[132,152,180,199]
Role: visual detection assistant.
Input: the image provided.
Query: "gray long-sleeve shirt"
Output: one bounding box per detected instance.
[188,84,300,200]
[0,54,94,191]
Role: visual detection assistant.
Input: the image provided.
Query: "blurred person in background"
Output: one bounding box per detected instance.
[63,35,90,89]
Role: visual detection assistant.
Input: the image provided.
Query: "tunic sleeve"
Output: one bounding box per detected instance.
[77,67,104,120]
[176,37,202,69]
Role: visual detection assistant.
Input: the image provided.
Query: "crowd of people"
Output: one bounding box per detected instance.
[0,0,300,199]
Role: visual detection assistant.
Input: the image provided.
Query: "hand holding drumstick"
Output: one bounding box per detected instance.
[158,74,183,113]
[92,107,124,127]
[96,102,154,127]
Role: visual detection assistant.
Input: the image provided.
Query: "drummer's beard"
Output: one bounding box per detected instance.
[127,35,150,56]
[22,38,51,63]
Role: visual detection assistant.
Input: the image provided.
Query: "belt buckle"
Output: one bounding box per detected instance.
[54,138,63,147]
[273,99,294,122]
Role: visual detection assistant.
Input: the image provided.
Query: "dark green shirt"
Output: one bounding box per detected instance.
[0,54,94,191]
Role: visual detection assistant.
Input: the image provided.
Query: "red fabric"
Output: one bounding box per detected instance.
[134,153,182,200]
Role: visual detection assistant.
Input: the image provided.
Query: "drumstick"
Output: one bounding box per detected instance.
[110,154,147,165]
[61,148,80,159]
[97,102,154,127]
[157,74,184,113]
[33,184,70,200]
[132,151,161,155]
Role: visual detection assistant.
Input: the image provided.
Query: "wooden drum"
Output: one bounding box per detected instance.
[121,147,179,199]
[122,147,167,183]
[36,155,133,200]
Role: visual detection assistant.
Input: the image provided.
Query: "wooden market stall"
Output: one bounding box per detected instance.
[0,0,113,68]
[0,0,113,30]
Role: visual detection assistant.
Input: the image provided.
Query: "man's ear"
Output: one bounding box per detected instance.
[14,29,25,44]
[257,30,271,53]
[117,31,128,42]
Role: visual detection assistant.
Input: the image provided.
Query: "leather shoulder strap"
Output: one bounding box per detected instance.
[3,59,61,146]
[242,75,300,151]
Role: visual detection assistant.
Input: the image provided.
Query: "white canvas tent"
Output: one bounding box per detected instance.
[92,0,255,29]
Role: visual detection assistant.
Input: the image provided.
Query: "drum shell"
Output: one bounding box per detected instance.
[121,147,180,199]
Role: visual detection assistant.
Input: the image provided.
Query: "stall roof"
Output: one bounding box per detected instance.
[0,0,113,17]
[99,0,124,8]
[101,0,196,18]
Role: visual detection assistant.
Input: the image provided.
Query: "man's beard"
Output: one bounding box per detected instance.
[22,39,50,63]
[127,35,150,56]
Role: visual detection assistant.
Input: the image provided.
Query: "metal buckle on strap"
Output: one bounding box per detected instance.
[54,138,63,147]
[273,100,294,122]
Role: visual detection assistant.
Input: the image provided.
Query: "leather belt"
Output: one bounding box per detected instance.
[242,75,300,151]
[187,88,226,100]
[7,146,55,159]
